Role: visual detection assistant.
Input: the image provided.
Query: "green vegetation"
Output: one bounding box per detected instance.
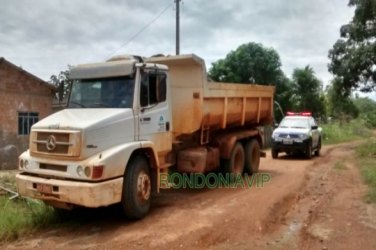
[354,97,376,128]
[291,66,326,118]
[356,139,376,203]
[0,174,59,242]
[0,197,58,241]
[0,173,16,186]
[329,0,376,95]
[321,119,372,145]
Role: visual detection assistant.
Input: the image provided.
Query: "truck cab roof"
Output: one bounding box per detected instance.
[69,55,168,80]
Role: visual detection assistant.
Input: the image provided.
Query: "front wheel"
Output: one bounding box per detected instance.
[121,155,151,219]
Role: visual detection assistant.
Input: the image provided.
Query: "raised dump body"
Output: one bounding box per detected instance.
[146,54,274,138]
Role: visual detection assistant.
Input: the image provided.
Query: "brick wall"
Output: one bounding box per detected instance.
[0,59,54,169]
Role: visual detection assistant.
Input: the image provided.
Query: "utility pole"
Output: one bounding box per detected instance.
[175,0,181,55]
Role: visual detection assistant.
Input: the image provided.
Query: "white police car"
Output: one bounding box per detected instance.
[271,112,322,159]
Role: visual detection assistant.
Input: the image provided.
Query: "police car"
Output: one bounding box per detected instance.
[271,112,322,159]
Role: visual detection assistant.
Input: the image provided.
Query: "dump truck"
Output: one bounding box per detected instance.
[16,54,275,219]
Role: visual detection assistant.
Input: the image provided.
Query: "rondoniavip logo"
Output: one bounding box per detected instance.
[160,173,271,189]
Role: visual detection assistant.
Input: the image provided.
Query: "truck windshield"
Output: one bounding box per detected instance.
[68,76,135,108]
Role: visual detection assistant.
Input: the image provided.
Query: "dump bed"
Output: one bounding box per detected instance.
[146,54,275,138]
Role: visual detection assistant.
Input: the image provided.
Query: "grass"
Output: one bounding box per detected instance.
[356,139,376,203]
[334,161,348,171]
[0,173,16,185]
[0,197,58,242]
[0,174,60,242]
[321,119,372,145]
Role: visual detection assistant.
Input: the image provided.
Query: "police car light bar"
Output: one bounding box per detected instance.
[286,111,312,116]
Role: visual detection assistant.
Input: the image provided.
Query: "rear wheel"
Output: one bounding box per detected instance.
[244,139,260,174]
[222,142,245,176]
[121,155,151,219]
[271,148,279,159]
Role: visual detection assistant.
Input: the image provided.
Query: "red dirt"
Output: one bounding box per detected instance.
[2,142,376,250]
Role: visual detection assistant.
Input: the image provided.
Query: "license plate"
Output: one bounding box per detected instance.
[283,139,293,145]
[36,183,53,194]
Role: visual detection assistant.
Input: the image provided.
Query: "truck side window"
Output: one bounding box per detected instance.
[140,71,167,107]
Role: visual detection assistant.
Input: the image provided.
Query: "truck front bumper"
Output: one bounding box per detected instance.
[16,173,123,209]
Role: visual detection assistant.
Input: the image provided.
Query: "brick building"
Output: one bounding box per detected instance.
[0,58,55,170]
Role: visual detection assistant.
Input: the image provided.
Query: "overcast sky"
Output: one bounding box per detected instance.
[1,0,356,88]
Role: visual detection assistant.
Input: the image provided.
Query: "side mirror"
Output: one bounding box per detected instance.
[274,123,279,128]
[311,125,318,130]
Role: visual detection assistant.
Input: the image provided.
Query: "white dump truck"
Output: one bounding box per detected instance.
[16,54,275,219]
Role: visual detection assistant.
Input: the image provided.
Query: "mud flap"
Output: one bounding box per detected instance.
[260,151,266,158]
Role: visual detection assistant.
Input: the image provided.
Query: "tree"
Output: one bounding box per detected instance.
[326,78,359,121]
[328,0,376,95]
[49,66,72,102]
[291,66,326,118]
[209,42,282,84]
[353,96,376,127]
[208,42,295,121]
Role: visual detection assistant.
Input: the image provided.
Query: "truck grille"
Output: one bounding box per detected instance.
[30,130,81,157]
[36,132,70,154]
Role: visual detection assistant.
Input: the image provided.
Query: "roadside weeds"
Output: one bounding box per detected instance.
[0,173,59,242]
[356,139,376,203]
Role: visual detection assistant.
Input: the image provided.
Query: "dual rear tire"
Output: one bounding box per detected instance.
[222,139,260,175]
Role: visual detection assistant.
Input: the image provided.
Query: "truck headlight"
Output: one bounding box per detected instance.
[77,166,84,177]
[24,160,29,169]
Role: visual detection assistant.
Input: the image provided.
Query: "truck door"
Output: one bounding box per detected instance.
[137,70,172,154]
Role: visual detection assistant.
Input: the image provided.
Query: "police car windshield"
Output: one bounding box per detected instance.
[279,118,309,129]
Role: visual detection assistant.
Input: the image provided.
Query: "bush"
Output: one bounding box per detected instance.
[321,119,372,145]
[0,173,60,242]
[0,196,58,242]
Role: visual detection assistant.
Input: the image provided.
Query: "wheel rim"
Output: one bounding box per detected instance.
[137,170,151,202]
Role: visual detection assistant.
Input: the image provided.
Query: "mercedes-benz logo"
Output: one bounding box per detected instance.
[46,135,57,151]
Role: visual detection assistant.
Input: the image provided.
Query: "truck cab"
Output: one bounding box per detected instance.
[17,55,172,219]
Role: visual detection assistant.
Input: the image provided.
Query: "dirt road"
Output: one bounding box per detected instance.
[3,142,376,250]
